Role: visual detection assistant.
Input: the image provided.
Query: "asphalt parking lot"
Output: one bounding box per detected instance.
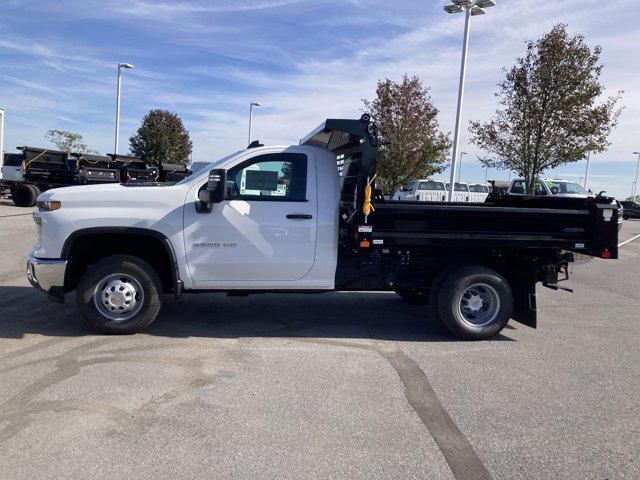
[0,199,638,480]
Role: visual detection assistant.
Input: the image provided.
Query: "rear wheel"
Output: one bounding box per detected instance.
[437,266,513,340]
[12,183,38,207]
[76,255,162,334]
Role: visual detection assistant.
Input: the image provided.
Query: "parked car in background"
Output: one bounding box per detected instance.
[504,177,622,230]
[620,201,640,220]
[392,179,447,202]
[446,182,470,202]
[468,183,490,202]
[507,178,591,198]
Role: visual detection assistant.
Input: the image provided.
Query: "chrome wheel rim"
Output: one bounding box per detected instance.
[457,283,500,327]
[93,273,144,321]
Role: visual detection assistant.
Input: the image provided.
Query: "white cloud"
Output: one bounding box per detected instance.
[0,0,637,198]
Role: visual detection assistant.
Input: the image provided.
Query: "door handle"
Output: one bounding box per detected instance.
[286,214,313,220]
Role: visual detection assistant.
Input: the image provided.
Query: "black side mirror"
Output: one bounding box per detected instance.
[196,169,227,213]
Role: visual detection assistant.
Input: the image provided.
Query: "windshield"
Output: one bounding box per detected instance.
[175,150,245,185]
[417,181,445,191]
[469,185,489,193]
[545,181,588,195]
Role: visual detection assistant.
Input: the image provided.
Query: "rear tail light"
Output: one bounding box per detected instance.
[600,250,612,259]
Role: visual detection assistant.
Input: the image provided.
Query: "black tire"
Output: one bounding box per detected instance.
[395,264,468,315]
[76,255,162,334]
[12,183,38,207]
[395,288,429,305]
[437,266,513,340]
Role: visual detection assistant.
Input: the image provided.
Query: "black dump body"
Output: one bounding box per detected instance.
[18,146,78,185]
[108,154,159,183]
[71,153,121,184]
[159,163,192,183]
[301,116,619,261]
[9,148,185,189]
[372,195,619,260]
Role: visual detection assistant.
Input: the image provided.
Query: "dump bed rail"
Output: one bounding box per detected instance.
[370,196,619,259]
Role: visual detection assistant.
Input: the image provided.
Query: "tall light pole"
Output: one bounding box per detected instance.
[444,0,496,201]
[0,107,5,159]
[248,101,262,146]
[114,63,134,156]
[458,151,468,182]
[583,151,591,189]
[633,151,640,202]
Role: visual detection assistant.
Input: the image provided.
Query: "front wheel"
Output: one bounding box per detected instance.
[437,266,513,340]
[76,255,162,333]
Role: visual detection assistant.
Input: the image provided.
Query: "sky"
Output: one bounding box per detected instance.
[0,0,638,198]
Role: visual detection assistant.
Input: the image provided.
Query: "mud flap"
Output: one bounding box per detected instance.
[511,278,537,329]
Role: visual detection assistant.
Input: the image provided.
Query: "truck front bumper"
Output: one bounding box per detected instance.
[26,251,67,302]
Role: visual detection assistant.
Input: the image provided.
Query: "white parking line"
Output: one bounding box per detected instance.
[619,233,640,247]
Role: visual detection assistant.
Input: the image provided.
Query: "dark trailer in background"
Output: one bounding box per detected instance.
[2,147,193,207]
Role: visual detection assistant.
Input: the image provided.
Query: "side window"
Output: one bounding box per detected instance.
[404,181,416,191]
[534,181,547,196]
[3,154,23,167]
[227,153,307,201]
[511,181,525,194]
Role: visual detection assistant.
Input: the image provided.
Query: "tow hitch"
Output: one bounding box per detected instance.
[543,253,574,293]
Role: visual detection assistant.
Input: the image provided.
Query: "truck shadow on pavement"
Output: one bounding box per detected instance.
[0,286,515,342]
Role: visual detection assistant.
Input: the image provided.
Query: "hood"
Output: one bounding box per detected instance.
[40,182,172,197]
[38,182,182,211]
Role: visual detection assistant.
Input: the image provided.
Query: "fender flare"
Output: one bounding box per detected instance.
[61,227,183,296]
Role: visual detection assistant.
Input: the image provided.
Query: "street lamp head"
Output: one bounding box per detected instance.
[452,0,473,5]
[444,4,463,13]
[634,151,640,155]
[250,101,262,107]
[476,0,496,7]
[470,6,486,15]
[118,63,134,69]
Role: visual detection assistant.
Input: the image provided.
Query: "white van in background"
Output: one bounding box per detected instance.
[392,179,447,202]
[468,183,490,202]
[446,182,470,202]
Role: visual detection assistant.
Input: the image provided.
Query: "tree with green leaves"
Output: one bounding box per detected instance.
[469,24,623,193]
[129,109,193,165]
[363,74,451,194]
[45,130,98,154]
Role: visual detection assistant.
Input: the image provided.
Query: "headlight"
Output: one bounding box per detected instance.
[37,200,62,212]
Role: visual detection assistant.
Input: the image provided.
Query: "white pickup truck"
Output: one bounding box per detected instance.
[468,183,490,203]
[391,179,447,202]
[27,117,620,340]
[445,182,470,202]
